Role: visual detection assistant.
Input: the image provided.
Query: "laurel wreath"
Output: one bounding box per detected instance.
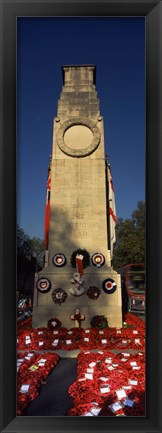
[86,286,101,299]
[70,248,90,269]
[51,288,68,305]
[90,315,108,328]
[47,317,62,328]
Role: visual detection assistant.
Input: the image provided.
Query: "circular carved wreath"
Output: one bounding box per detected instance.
[91,253,105,267]
[47,317,62,329]
[51,288,68,305]
[52,253,67,267]
[70,248,90,269]
[57,117,101,158]
[86,286,101,299]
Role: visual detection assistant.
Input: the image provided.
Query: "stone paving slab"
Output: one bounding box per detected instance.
[22,358,77,416]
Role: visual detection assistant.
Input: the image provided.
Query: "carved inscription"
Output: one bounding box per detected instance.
[69,231,87,238]
[71,222,86,229]
[72,213,84,219]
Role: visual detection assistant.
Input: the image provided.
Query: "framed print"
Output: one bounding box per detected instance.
[1,1,162,433]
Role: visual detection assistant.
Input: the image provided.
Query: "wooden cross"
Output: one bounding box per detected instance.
[70,309,85,328]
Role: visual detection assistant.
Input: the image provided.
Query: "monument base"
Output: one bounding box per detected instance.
[32,266,122,328]
[32,304,122,329]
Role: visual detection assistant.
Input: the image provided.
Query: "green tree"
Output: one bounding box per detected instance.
[17,225,33,258]
[112,201,145,270]
[17,225,45,270]
[30,236,45,271]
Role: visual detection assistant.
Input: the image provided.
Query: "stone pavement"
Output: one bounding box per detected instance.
[22,358,77,416]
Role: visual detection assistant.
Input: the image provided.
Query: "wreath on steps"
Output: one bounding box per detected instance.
[90,315,108,329]
[47,317,62,329]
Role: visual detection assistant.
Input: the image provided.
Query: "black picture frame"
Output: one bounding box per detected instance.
[1,1,162,432]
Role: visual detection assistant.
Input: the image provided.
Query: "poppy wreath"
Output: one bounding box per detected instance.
[90,315,108,329]
[68,351,145,417]
[36,277,51,293]
[102,278,117,294]
[17,352,59,415]
[51,288,68,305]
[125,313,145,331]
[17,318,32,332]
[70,248,90,269]
[91,253,105,267]
[52,253,67,267]
[86,286,101,299]
[47,317,62,329]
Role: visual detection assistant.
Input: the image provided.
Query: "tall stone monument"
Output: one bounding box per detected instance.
[33,65,122,328]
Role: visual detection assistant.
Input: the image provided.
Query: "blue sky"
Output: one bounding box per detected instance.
[17,17,145,240]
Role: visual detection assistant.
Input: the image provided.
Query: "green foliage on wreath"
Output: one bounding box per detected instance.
[90,315,108,329]
[70,248,90,269]
[51,288,68,305]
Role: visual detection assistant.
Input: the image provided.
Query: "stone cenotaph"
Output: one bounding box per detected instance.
[33,65,122,329]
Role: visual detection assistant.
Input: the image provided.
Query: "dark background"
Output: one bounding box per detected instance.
[1,1,162,433]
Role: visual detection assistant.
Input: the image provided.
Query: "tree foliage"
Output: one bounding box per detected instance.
[17,225,45,271]
[112,201,145,270]
[17,226,33,258]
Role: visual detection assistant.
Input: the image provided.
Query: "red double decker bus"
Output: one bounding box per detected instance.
[117,263,145,314]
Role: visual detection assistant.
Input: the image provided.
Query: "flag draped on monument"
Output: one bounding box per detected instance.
[108,163,117,258]
[44,158,51,250]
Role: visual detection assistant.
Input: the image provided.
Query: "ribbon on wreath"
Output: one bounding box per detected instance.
[76,254,84,276]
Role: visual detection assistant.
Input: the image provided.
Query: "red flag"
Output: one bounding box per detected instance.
[44,160,51,250]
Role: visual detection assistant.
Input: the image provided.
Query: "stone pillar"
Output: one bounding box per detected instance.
[33,65,122,329]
